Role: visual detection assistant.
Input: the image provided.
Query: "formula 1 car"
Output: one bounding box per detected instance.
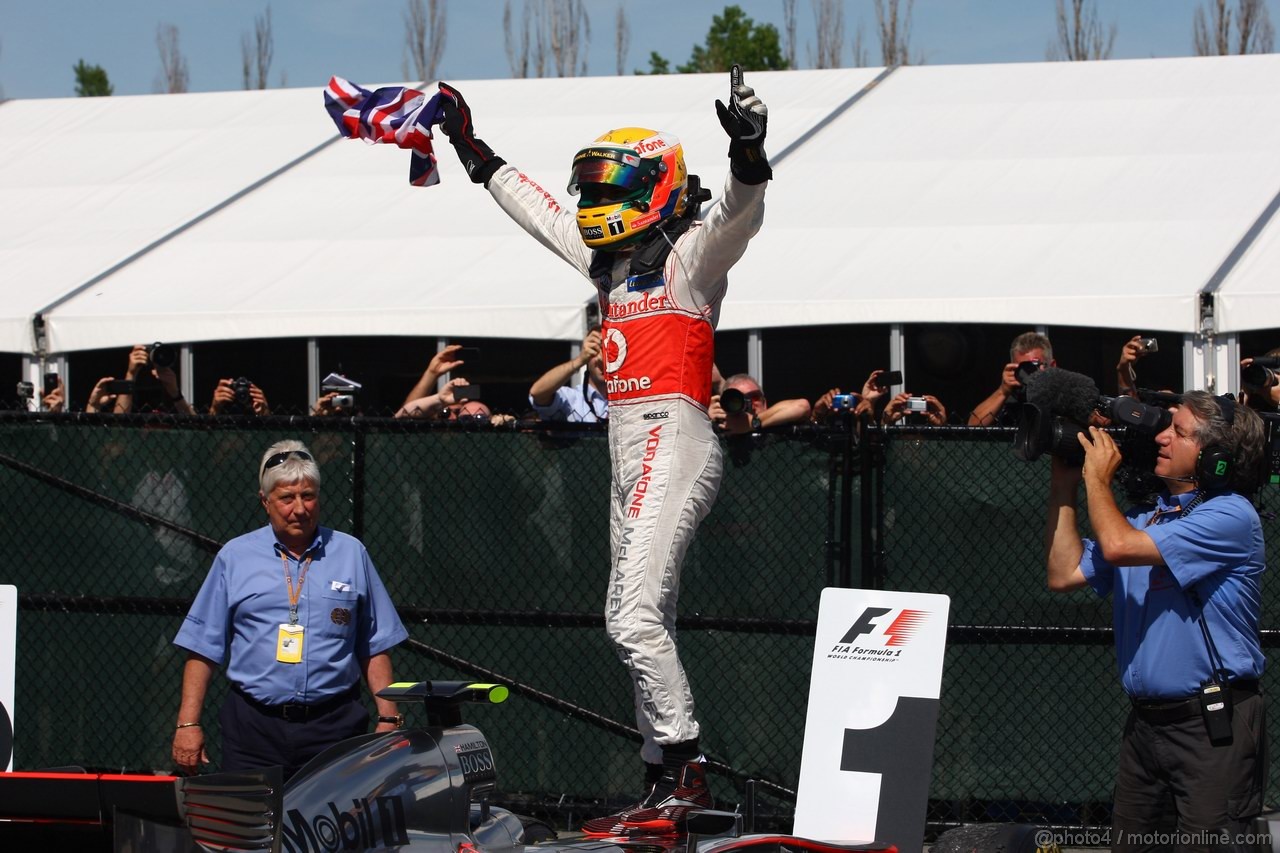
[0,680,896,853]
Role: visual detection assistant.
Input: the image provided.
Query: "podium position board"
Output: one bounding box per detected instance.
[794,587,950,851]
[0,584,15,770]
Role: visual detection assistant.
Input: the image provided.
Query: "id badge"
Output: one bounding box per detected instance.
[276,623,304,664]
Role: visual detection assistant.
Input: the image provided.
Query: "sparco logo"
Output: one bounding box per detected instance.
[282,797,408,853]
[643,411,669,420]
[826,607,928,662]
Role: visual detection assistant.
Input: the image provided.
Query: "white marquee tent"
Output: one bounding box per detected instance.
[2,56,1278,390]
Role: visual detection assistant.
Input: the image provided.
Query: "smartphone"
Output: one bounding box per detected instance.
[874,370,903,389]
[451,384,481,401]
[454,347,481,363]
[43,372,59,394]
[105,379,136,394]
[907,396,929,413]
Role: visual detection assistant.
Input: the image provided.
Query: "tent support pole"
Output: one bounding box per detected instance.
[747,330,763,383]
[307,338,319,408]
[889,324,904,382]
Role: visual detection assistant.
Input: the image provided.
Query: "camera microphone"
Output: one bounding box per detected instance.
[1024,368,1099,425]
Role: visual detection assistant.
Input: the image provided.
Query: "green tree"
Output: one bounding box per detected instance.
[73,60,113,97]
[643,5,787,75]
[636,50,671,75]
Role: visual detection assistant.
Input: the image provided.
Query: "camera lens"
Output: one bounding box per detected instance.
[148,342,176,369]
[720,387,747,415]
[1242,363,1275,393]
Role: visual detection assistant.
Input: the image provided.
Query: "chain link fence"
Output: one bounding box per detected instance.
[1,414,1277,835]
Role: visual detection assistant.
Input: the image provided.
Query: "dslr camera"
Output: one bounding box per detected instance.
[228,377,255,414]
[1242,356,1280,408]
[719,387,750,415]
[148,342,176,370]
[1011,360,1044,403]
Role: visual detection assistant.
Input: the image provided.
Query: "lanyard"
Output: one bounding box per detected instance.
[280,550,313,626]
[1143,491,1206,528]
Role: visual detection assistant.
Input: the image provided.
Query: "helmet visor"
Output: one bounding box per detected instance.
[568,148,658,207]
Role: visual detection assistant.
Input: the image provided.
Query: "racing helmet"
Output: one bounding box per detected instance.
[567,128,688,250]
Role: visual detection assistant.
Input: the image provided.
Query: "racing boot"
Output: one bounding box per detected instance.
[580,758,712,836]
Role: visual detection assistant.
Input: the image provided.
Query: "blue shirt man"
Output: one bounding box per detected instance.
[171,440,408,780]
[528,328,608,423]
[1080,490,1264,699]
[1045,392,1267,853]
[530,382,608,423]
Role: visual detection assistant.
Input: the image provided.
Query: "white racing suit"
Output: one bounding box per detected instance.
[488,164,766,761]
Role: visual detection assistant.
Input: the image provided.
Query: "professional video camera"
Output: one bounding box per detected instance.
[1011,368,1173,497]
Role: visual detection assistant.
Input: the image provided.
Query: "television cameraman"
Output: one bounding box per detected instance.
[1043,391,1267,852]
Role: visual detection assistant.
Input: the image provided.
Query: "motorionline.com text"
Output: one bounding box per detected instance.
[1034,828,1273,848]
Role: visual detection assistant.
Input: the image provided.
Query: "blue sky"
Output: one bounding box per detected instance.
[0,0,1274,100]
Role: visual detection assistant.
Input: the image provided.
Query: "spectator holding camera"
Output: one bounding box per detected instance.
[41,376,65,413]
[112,344,195,415]
[528,328,607,423]
[210,377,269,416]
[1239,348,1280,413]
[968,332,1056,426]
[709,374,810,435]
[1115,334,1160,398]
[401,344,467,409]
[396,376,475,420]
[84,376,120,413]
[881,392,948,426]
[812,369,897,423]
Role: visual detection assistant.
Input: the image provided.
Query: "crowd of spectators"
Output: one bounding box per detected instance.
[17,330,1280,428]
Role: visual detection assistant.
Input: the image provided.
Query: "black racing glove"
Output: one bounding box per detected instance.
[437,82,506,186]
[715,64,772,185]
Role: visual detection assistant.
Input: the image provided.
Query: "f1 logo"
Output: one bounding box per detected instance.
[839,607,890,644]
[838,607,928,647]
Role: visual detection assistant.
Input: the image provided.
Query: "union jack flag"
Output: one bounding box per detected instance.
[324,76,443,187]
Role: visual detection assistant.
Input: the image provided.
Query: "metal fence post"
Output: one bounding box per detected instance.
[352,422,365,541]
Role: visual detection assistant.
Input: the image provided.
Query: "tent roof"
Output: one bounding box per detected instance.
[23,69,881,354]
[721,54,1280,334]
[1215,194,1280,334]
[0,87,341,354]
[4,57,1280,354]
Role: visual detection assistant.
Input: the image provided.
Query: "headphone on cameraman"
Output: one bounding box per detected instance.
[1195,395,1236,491]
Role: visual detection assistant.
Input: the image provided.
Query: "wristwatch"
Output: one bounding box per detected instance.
[750,414,762,431]
[377,714,405,728]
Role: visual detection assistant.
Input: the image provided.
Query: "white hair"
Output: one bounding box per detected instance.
[258,439,321,494]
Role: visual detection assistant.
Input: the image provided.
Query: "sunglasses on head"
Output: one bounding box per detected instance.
[262,450,314,472]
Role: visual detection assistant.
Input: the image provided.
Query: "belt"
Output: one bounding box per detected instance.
[1131,680,1260,725]
[232,683,360,722]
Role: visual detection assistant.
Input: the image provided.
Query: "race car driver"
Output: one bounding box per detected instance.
[435,67,771,835]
